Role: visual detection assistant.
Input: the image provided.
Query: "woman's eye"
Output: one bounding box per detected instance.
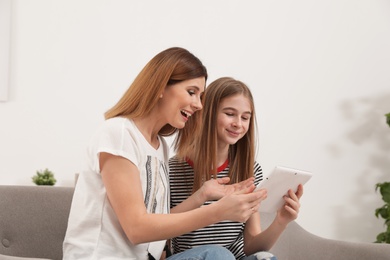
[225,113,234,116]
[188,90,195,96]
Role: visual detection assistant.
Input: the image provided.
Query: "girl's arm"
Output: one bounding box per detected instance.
[100,153,262,245]
[243,185,304,255]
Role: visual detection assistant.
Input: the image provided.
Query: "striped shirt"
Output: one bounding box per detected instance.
[169,157,263,259]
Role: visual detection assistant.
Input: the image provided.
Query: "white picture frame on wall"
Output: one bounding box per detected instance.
[0,0,11,102]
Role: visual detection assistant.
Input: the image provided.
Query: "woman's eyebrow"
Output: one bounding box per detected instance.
[189,86,201,91]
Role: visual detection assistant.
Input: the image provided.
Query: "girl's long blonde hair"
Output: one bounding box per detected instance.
[188,77,258,192]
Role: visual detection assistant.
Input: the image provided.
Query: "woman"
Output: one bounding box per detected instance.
[62,48,263,260]
[169,77,303,260]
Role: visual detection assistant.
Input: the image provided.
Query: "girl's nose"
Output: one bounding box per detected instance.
[232,118,242,128]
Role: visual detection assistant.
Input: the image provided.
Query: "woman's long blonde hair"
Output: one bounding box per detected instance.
[105,47,207,150]
[189,77,258,192]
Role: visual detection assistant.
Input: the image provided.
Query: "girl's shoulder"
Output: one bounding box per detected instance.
[254,160,262,171]
[253,161,263,184]
[169,156,192,167]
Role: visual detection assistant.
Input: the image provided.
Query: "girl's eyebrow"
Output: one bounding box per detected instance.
[222,107,252,115]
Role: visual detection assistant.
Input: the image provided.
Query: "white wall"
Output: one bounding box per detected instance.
[1,0,390,243]
[0,0,11,101]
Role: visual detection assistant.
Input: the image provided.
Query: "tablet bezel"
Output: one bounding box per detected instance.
[255,166,312,213]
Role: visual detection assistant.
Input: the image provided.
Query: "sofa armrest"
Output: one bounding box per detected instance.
[260,212,390,260]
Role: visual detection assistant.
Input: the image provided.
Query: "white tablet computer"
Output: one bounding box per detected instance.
[255,166,313,213]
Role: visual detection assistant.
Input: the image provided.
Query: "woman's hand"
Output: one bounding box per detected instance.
[215,185,267,223]
[276,184,304,226]
[199,177,255,201]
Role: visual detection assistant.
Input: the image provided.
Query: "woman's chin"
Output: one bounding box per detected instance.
[172,121,186,130]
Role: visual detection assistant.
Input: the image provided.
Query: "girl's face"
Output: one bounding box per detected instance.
[216,94,252,148]
[160,77,205,129]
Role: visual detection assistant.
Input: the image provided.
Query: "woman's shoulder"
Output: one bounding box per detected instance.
[102,117,131,127]
[96,117,134,134]
[89,117,140,150]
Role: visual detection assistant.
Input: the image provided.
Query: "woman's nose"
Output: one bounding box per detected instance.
[192,97,203,111]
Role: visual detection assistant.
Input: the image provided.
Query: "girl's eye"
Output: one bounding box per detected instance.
[225,113,234,117]
[242,117,249,121]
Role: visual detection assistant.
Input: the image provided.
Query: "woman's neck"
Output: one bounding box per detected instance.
[132,116,161,149]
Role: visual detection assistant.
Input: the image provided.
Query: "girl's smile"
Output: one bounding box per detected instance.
[217,94,252,147]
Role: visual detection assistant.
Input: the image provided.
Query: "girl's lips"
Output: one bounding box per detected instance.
[226,129,240,136]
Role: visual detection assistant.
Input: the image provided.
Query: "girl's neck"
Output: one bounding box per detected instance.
[216,144,229,169]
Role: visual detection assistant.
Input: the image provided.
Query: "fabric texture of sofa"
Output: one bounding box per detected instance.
[1,185,390,260]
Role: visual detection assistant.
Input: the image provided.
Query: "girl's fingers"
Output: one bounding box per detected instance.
[244,177,255,185]
[254,189,267,201]
[295,184,304,199]
[235,177,255,190]
[217,177,231,185]
[284,195,300,211]
[288,185,303,201]
[283,204,298,217]
[234,183,256,195]
[287,190,298,201]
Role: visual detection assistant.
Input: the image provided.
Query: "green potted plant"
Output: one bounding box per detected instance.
[386,113,390,127]
[32,168,57,186]
[374,113,390,243]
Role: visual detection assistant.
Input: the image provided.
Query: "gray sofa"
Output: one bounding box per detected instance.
[1,185,390,260]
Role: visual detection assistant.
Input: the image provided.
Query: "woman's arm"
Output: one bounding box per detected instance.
[100,153,262,245]
[170,176,255,213]
[243,185,304,255]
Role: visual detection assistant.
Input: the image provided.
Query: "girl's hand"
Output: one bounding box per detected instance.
[199,177,255,201]
[276,184,304,226]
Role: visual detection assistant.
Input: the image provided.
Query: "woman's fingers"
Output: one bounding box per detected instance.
[224,189,267,220]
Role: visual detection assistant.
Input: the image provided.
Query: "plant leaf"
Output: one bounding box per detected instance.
[376,232,386,243]
[386,113,390,127]
[376,182,390,203]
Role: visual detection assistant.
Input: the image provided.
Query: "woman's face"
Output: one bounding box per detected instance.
[216,94,252,148]
[160,77,205,129]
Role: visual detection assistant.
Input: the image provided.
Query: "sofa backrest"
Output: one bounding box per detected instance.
[0,185,74,260]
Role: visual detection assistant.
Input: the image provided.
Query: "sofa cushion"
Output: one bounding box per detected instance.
[0,186,74,260]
